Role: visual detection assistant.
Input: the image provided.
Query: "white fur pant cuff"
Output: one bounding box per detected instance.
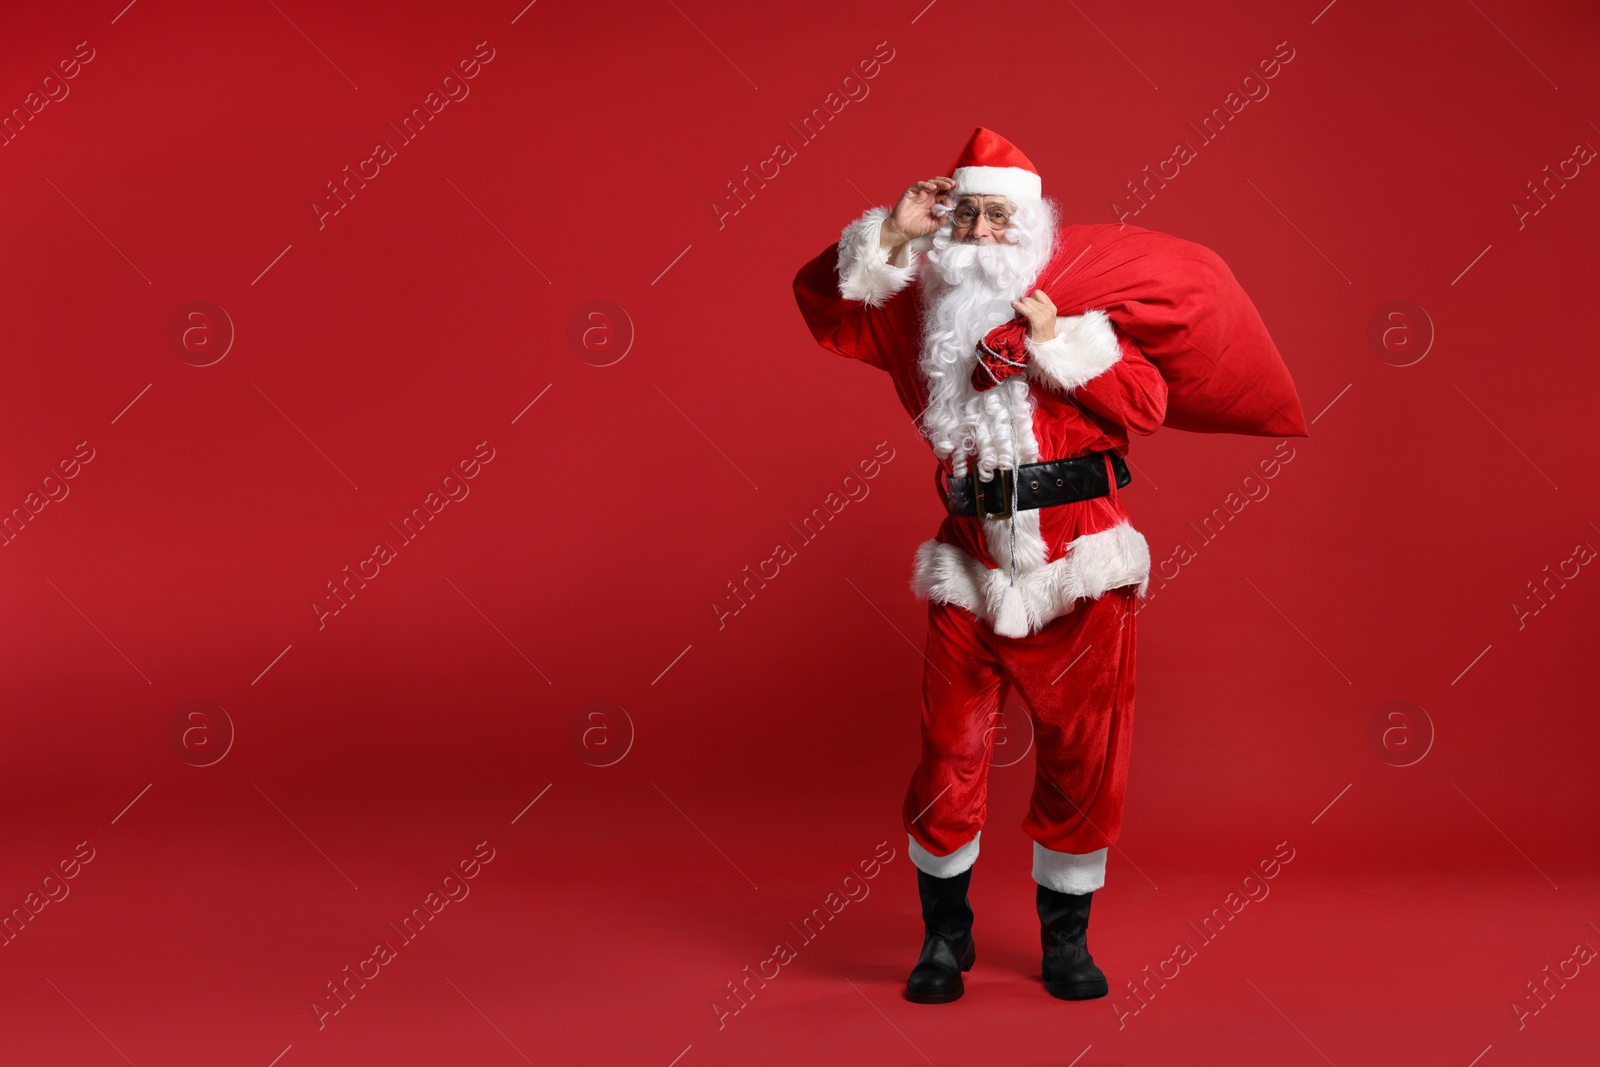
[907,831,980,878]
[1033,842,1108,893]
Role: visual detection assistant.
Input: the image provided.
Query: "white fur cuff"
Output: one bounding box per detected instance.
[836,207,919,307]
[1033,842,1108,893]
[1025,309,1122,394]
[908,831,980,878]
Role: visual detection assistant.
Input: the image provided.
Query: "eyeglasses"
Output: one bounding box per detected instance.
[951,204,1012,230]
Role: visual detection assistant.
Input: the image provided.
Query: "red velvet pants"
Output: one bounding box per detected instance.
[901,585,1138,884]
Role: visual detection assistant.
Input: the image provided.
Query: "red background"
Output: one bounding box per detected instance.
[2,1,1597,1064]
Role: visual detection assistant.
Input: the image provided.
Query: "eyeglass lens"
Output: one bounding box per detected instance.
[953,206,1009,227]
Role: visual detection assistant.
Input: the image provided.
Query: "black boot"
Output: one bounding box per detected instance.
[1037,883,1108,1000]
[903,867,976,1003]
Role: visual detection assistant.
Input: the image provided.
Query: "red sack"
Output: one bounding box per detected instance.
[1035,223,1308,437]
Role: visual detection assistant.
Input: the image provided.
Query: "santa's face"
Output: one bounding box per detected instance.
[923,192,1056,303]
[949,195,1014,243]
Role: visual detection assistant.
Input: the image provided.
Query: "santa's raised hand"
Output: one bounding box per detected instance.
[880,176,955,249]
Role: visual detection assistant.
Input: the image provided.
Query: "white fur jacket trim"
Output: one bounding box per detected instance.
[910,521,1152,638]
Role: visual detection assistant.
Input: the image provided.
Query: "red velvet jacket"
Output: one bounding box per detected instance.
[793,207,1168,638]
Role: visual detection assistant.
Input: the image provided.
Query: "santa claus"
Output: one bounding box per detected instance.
[792,127,1174,1007]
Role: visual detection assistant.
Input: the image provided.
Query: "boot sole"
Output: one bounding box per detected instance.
[1044,977,1109,1000]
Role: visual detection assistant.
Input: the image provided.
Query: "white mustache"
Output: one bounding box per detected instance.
[926,239,1032,289]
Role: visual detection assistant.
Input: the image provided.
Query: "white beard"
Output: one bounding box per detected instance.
[916,197,1059,483]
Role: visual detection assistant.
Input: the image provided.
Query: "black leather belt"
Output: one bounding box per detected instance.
[944,450,1131,519]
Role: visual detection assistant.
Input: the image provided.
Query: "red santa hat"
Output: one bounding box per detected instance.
[948,127,1042,203]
